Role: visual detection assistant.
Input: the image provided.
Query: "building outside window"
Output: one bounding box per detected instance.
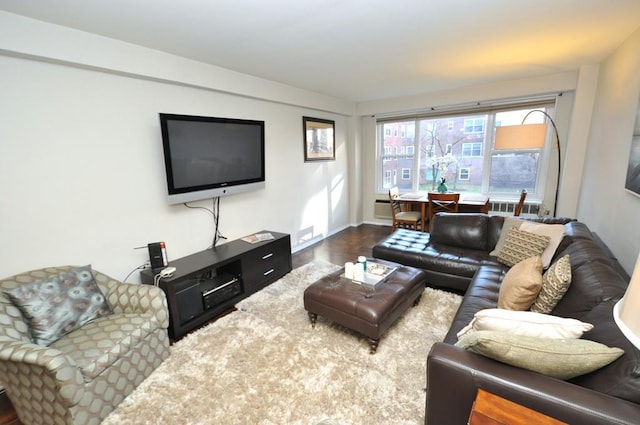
[377,102,553,197]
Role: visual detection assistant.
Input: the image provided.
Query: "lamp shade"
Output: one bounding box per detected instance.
[494,123,548,150]
[614,253,640,349]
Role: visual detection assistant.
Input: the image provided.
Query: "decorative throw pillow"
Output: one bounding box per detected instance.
[519,221,566,268]
[3,265,112,346]
[489,217,525,256]
[530,255,572,314]
[456,308,592,340]
[497,227,550,268]
[455,330,624,380]
[498,256,543,310]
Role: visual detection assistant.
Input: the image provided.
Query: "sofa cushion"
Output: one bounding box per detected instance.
[519,221,566,268]
[496,228,550,268]
[456,308,593,339]
[430,213,490,251]
[498,256,543,310]
[489,217,524,256]
[51,312,159,381]
[455,330,624,380]
[530,255,572,314]
[3,265,112,346]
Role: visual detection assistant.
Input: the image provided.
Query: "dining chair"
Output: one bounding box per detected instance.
[388,187,422,232]
[427,192,460,230]
[514,189,527,216]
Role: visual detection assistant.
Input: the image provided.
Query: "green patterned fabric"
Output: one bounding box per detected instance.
[0,266,170,425]
[531,255,572,314]
[456,330,624,380]
[497,227,551,268]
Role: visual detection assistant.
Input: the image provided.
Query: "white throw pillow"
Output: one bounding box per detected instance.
[519,221,566,268]
[456,308,593,340]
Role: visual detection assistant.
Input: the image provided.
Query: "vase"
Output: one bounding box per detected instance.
[437,181,448,193]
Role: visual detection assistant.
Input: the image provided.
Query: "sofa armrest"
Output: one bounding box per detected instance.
[426,342,640,425]
[0,336,83,407]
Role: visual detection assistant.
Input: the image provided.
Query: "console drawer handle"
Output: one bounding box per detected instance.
[262,253,274,260]
[263,268,275,276]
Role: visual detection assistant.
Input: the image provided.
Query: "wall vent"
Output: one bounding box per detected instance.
[374,200,393,219]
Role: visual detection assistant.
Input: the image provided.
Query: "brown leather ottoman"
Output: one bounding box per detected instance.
[303,258,426,354]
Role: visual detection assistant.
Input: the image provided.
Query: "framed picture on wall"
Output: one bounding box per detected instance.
[303,116,335,162]
[625,103,640,197]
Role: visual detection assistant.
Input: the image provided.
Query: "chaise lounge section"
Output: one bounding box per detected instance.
[372,213,640,425]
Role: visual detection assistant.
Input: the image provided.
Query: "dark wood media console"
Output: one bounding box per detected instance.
[141,231,292,340]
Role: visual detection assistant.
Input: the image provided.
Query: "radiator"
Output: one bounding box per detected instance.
[374,200,393,219]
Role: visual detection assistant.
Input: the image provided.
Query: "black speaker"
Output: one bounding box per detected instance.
[175,280,204,325]
[148,242,168,271]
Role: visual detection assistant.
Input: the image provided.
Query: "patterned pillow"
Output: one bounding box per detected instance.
[497,227,551,268]
[530,255,572,314]
[3,265,112,346]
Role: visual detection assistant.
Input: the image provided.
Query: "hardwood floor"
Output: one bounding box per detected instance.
[0,223,392,425]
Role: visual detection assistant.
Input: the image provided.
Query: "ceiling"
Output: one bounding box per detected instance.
[2,0,640,102]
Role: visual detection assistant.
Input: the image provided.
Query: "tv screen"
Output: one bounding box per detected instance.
[159,113,265,204]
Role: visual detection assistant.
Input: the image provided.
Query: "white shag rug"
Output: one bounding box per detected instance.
[102,261,462,425]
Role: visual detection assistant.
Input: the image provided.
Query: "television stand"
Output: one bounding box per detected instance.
[140,231,291,340]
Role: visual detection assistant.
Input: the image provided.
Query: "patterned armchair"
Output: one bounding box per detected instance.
[0,266,171,425]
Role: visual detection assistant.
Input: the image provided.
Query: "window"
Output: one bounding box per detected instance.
[459,168,470,180]
[377,102,554,197]
[462,143,482,157]
[464,118,485,133]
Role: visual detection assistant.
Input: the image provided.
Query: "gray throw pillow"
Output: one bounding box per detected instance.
[4,265,112,346]
[455,330,624,380]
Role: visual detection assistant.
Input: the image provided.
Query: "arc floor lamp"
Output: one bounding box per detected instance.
[494,110,561,217]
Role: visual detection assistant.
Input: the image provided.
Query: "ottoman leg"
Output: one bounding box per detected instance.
[368,338,379,354]
[413,295,422,306]
[308,312,318,328]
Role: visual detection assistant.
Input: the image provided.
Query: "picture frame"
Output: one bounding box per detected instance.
[303,116,335,162]
[625,100,640,197]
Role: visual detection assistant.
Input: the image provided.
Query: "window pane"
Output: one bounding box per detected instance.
[418,115,486,192]
[489,152,540,193]
[380,121,415,190]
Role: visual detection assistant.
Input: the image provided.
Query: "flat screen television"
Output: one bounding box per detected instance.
[159,113,265,204]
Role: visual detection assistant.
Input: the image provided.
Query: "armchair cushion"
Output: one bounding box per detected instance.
[3,265,112,346]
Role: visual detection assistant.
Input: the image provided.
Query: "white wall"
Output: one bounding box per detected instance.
[0,13,354,281]
[577,27,640,273]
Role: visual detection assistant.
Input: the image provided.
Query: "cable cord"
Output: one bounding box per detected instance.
[123,263,148,283]
[183,198,226,248]
[212,196,227,247]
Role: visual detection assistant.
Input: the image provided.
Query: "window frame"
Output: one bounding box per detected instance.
[376,100,555,201]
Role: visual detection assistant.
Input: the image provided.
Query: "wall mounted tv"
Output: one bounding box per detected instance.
[159,113,265,204]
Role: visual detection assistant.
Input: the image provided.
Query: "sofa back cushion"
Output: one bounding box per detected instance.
[430,213,489,251]
[550,241,640,404]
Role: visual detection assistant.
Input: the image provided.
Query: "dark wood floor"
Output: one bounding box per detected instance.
[0,223,392,425]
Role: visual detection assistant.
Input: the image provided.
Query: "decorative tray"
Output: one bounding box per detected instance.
[341,261,396,286]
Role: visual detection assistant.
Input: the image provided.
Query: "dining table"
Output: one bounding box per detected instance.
[398,192,490,231]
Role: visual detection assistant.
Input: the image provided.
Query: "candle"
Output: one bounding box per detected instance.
[344,262,355,279]
[353,262,365,282]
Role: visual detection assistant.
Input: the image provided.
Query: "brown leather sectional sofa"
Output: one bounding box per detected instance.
[372,213,640,425]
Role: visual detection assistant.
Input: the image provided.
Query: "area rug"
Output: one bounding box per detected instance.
[102,261,462,425]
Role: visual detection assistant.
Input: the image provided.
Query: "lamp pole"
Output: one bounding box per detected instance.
[522,110,561,217]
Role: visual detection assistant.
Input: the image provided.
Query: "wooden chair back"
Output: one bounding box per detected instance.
[514,189,527,216]
[388,187,422,231]
[428,192,460,229]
